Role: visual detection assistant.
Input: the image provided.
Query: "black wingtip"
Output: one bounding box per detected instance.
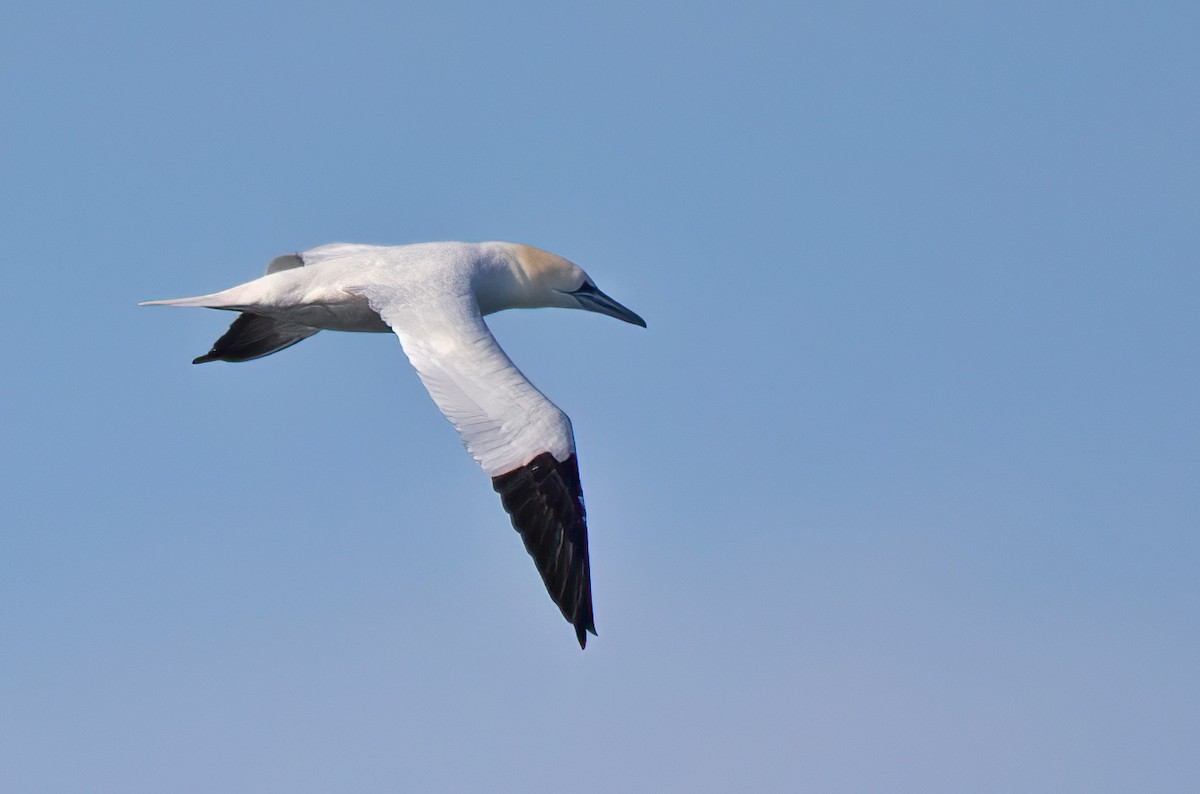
[189,311,318,365]
[492,451,598,650]
[575,619,598,649]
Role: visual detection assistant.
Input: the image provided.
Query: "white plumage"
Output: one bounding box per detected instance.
[142,240,645,647]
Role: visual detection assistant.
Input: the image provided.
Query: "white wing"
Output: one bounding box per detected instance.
[352,285,596,646]
[357,287,575,476]
[150,241,604,646]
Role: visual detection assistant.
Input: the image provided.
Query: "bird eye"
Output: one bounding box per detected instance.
[570,281,599,296]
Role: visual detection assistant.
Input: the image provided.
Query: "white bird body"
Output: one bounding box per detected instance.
[155,242,488,332]
[142,240,645,647]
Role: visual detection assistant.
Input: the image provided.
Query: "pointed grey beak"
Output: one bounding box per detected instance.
[570,284,647,328]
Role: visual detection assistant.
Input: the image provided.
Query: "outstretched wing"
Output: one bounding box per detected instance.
[356,288,597,648]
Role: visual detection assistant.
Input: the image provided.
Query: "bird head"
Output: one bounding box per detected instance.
[510,244,647,327]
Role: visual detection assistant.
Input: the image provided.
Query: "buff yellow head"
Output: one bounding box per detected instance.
[509,244,647,327]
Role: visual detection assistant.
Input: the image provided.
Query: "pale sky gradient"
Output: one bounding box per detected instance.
[2,2,1198,791]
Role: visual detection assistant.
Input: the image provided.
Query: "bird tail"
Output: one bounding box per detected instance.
[138,289,242,309]
[140,287,319,363]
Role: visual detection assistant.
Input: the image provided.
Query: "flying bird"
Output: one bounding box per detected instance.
[142,241,645,648]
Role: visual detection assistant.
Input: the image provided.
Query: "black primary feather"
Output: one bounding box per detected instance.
[193,312,319,364]
[492,452,596,648]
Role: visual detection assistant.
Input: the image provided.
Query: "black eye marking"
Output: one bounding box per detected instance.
[569,281,599,296]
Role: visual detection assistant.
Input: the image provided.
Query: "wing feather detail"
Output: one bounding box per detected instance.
[493,452,595,648]
[355,288,595,646]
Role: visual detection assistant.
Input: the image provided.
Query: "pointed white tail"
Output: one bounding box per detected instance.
[138,289,241,309]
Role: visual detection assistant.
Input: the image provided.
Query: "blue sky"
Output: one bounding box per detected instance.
[2,2,1197,791]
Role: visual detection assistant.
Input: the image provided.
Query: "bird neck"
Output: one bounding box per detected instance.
[472,242,540,315]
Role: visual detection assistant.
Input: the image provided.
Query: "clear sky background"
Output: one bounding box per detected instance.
[2,2,1197,791]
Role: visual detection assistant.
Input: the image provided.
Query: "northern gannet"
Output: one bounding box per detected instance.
[142,241,646,648]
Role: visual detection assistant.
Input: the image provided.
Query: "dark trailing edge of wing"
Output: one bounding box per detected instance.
[492,452,596,648]
[193,312,319,364]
